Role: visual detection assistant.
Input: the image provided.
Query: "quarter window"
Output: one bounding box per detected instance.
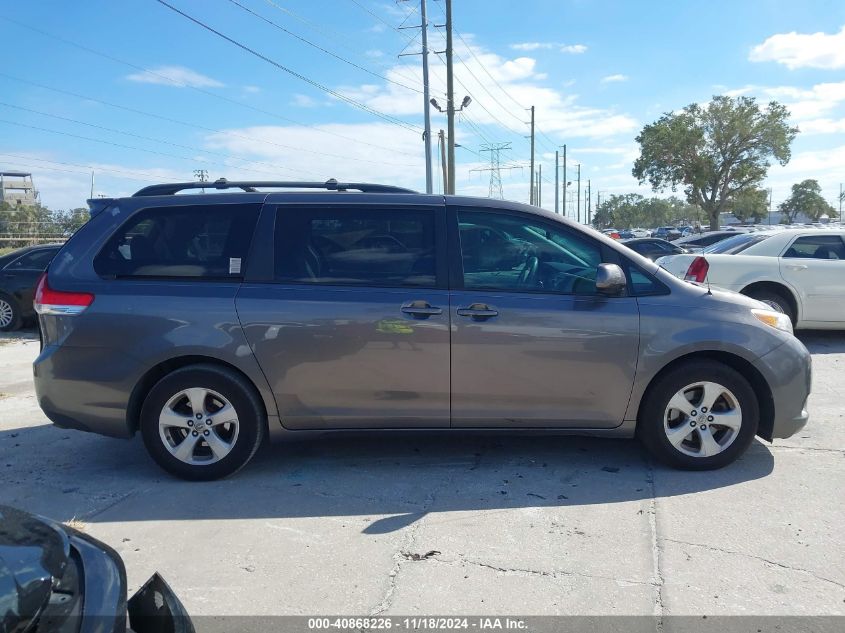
[94,204,260,278]
[783,235,845,260]
[457,210,602,294]
[275,208,437,287]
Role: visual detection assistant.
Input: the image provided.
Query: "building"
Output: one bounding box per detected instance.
[0,171,39,207]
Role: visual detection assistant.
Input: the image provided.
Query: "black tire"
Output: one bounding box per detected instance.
[637,360,759,470]
[744,288,795,326]
[140,364,265,481]
[0,294,22,332]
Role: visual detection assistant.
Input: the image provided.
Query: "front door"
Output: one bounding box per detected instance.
[449,206,640,428]
[237,203,450,429]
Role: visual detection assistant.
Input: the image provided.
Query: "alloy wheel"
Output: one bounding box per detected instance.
[0,299,13,329]
[663,381,743,458]
[158,387,240,465]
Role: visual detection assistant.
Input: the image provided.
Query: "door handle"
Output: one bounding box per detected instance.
[401,301,443,319]
[786,264,808,271]
[456,303,499,320]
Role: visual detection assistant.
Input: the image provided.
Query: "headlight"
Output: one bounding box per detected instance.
[751,308,793,334]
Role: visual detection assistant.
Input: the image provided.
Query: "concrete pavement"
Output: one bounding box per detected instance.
[0,329,842,616]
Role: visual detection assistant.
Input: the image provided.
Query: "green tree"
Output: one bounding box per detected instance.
[778,179,837,223]
[632,96,798,230]
[730,188,770,223]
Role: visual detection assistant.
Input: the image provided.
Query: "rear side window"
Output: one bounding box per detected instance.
[783,235,845,260]
[4,248,58,271]
[94,204,260,278]
[275,208,437,287]
[703,233,769,254]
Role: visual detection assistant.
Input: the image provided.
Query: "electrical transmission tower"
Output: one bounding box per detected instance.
[471,142,520,199]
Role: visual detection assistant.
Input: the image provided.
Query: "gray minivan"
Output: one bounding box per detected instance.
[33,180,810,480]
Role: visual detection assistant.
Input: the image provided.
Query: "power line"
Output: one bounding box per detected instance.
[0,102,318,177]
[0,154,183,184]
[0,72,417,168]
[0,119,315,180]
[0,15,420,157]
[153,0,422,133]
[225,0,423,95]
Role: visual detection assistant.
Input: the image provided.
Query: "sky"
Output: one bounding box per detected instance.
[1,0,844,217]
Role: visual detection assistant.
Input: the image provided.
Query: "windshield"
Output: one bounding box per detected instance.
[702,233,771,254]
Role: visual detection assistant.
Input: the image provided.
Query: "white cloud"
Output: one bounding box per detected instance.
[601,74,629,83]
[242,85,261,94]
[290,94,317,107]
[510,42,587,54]
[750,25,845,70]
[126,65,224,88]
[724,80,845,123]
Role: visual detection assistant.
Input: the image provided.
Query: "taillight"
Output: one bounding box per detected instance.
[684,256,709,283]
[34,273,94,316]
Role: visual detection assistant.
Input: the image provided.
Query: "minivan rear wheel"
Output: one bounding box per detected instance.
[140,364,265,480]
[638,360,759,470]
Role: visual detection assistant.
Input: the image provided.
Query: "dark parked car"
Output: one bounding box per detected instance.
[33,179,810,479]
[0,504,193,633]
[0,243,62,331]
[672,230,747,252]
[621,237,688,261]
[652,226,682,241]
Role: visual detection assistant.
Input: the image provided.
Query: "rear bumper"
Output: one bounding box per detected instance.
[753,334,812,440]
[33,344,135,439]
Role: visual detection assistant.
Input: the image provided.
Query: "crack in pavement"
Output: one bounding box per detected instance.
[770,445,845,455]
[368,466,459,615]
[661,537,845,590]
[434,556,657,588]
[646,460,665,633]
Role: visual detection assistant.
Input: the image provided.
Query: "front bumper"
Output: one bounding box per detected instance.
[753,334,812,440]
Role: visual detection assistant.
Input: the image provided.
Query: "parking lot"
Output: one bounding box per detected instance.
[1,327,843,617]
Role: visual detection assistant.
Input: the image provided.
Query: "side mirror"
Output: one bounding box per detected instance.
[595,263,627,296]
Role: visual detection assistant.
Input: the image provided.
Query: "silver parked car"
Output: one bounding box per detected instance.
[33,180,810,480]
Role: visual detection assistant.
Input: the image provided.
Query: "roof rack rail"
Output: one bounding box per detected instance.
[132,178,416,197]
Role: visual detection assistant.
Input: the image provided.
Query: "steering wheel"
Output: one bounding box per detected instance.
[517,256,539,288]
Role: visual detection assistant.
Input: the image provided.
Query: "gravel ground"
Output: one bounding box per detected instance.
[0,328,842,618]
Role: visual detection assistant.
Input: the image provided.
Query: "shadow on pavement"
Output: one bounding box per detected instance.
[0,422,774,533]
[797,330,845,355]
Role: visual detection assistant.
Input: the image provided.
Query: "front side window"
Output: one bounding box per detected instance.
[4,248,58,271]
[275,208,437,287]
[94,204,260,278]
[783,235,845,260]
[457,210,602,294]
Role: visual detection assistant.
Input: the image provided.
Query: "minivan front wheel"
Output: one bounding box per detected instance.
[638,360,759,470]
[140,365,265,480]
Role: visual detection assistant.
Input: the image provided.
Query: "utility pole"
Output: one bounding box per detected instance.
[587,180,592,225]
[438,130,448,194]
[529,106,535,205]
[840,182,843,221]
[576,164,581,223]
[420,0,433,193]
[398,0,433,193]
[89,170,95,199]
[538,165,542,208]
[562,144,567,218]
[445,0,456,195]
[554,151,559,213]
